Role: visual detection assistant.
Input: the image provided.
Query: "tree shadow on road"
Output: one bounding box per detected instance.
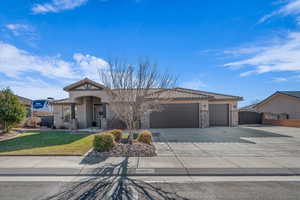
[43,156,189,200]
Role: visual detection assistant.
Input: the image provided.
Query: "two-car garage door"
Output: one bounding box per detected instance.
[150,104,199,128]
[149,103,229,128]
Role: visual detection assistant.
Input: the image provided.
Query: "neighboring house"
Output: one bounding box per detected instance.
[17,95,32,117]
[17,95,32,109]
[239,103,258,112]
[255,91,300,119]
[238,104,262,125]
[52,78,242,129]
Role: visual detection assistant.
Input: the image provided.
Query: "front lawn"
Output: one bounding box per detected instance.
[0,131,95,156]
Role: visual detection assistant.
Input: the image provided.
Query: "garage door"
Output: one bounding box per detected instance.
[150,104,199,128]
[209,104,229,126]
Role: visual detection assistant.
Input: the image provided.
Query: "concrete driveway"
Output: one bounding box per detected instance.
[144,125,300,170]
[150,126,289,143]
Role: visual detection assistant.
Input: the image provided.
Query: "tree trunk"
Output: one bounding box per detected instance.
[4,122,9,133]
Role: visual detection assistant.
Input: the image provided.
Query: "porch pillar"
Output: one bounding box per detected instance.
[71,103,76,120]
[70,103,77,130]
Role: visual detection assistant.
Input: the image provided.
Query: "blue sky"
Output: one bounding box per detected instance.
[1,0,300,106]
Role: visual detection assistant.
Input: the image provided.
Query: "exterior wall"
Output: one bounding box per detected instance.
[263,118,300,128]
[141,111,150,129]
[53,104,70,129]
[53,96,106,129]
[256,94,300,119]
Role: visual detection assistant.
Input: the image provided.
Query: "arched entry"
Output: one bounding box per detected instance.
[74,96,106,129]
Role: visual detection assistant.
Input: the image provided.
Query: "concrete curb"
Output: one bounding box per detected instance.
[1,168,300,177]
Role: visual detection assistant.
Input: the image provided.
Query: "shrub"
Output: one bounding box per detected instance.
[94,133,115,152]
[133,133,139,140]
[107,129,123,143]
[25,117,41,128]
[137,130,153,144]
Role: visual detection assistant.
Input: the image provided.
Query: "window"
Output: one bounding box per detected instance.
[62,105,71,122]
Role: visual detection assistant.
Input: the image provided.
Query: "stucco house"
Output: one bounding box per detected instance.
[255,91,300,119]
[52,78,242,129]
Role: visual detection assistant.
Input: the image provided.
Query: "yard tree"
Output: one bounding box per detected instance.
[0,88,26,133]
[100,59,176,142]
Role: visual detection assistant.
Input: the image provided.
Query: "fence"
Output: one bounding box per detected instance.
[39,116,54,128]
[262,113,300,128]
[239,111,262,124]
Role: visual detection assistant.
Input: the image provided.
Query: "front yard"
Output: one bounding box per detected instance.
[0,131,95,156]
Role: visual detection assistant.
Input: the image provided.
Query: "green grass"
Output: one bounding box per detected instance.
[0,131,95,155]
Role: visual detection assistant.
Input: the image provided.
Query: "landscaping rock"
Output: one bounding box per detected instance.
[90,142,157,157]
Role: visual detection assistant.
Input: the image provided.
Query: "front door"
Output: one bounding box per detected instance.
[93,104,105,127]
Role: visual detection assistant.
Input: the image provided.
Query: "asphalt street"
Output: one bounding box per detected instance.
[1,180,300,200]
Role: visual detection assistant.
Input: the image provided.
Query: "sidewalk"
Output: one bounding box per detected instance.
[0,156,300,176]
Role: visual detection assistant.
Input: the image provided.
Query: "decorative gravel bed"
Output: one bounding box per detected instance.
[89,142,157,157]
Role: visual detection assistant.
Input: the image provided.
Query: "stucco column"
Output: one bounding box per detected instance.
[141,111,150,129]
[199,102,209,128]
[230,102,239,126]
[70,103,78,130]
[71,103,76,120]
[101,104,108,129]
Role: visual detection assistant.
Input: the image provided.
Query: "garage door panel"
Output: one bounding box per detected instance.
[150,104,199,128]
[209,104,229,126]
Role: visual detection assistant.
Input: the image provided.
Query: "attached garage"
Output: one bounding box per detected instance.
[209,104,229,126]
[150,103,199,128]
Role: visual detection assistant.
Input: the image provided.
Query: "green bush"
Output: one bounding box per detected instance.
[107,129,123,143]
[137,130,153,144]
[93,133,115,152]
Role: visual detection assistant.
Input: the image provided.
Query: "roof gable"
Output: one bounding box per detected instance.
[63,78,105,91]
[278,91,300,99]
[256,91,300,108]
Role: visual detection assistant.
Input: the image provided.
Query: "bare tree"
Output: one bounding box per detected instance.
[100,59,176,141]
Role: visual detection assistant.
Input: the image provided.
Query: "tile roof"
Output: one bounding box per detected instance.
[239,103,258,112]
[16,95,32,106]
[51,98,76,104]
[175,88,243,100]
[146,88,212,100]
[278,91,300,99]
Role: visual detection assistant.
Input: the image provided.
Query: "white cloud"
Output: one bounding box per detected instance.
[297,16,300,25]
[260,0,300,23]
[4,24,39,46]
[224,32,300,76]
[181,79,206,90]
[5,24,34,36]
[273,77,288,82]
[73,53,108,80]
[0,42,78,79]
[0,41,108,80]
[32,0,88,14]
[0,77,67,100]
[0,42,109,99]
